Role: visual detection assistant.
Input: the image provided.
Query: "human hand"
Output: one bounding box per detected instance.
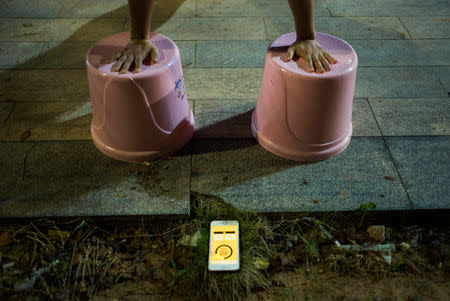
[108,39,158,73]
[284,39,336,73]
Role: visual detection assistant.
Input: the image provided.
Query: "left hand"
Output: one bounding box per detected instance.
[107,39,158,73]
[284,39,337,73]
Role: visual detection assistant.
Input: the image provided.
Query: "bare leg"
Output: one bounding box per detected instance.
[108,0,158,73]
[285,0,337,73]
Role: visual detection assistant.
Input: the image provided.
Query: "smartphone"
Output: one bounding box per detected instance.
[208,220,240,271]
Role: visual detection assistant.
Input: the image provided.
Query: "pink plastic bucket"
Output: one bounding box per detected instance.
[251,32,358,161]
[86,32,194,162]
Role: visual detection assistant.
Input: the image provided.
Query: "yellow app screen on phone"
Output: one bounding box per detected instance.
[208,221,239,271]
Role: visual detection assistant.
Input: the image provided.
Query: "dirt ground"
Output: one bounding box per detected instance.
[1,200,449,301]
[93,271,450,301]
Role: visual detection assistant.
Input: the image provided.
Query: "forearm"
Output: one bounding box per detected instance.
[128,0,155,40]
[288,0,315,40]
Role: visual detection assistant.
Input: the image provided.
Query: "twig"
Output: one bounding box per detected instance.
[404,258,423,275]
[30,223,55,250]
[66,242,78,288]
[26,234,51,252]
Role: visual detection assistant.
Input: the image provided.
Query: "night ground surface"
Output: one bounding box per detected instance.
[0,0,449,218]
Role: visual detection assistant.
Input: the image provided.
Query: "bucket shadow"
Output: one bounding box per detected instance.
[0,6,401,217]
[0,2,200,218]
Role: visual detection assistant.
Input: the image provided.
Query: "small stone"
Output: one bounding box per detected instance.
[273,280,286,287]
[432,240,441,247]
[399,242,411,252]
[409,226,423,247]
[2,262,15,269]
[190,230,201,247]
[178,230,201,247]
[367,225,386,241]
[254,258,270,270]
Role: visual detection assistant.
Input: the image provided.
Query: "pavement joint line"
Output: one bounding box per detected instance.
[322,0,333,17]
[0,17,128,20]
[2,65,449,71]
[366,97,414,209]
[34,40,48,67]
[121,18,127,32]
[0,101,15,131]
[397,16,414,40]
[262,17,269,40]
[194,40,197,67]
[56,0,68,18]
[431,68,448,91]
[195,0,198,17]
[189,142,194,217]
[21,142,35,183]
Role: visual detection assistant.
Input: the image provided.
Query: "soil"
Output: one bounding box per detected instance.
[93,271,450,301]
[1,210,449,301]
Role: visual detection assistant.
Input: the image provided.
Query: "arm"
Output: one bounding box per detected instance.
[285,0,336,73]
[110,0,158,73]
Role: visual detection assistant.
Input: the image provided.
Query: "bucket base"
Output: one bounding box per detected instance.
[91,112,195,162]
[251,110,352,162]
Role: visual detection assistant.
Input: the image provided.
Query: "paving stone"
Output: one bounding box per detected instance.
[0,18,126,42]
[152,0,197,18]
[0,42,44,69]
[0,101,92,141]
[433,67,450,89]
[326,0,450,16]
[194,99,256,138]
[0,0,65,18]
[386,137,450,210]
[352,98,380,136]
[355,67,447,98]
[193,98,379,139]
[0,142,34,204]
[125,17,267,40]
[0,141,191,218]
[0,103,14,130]
[61,0,197,18]
[34,41,92,69]
[0,70,89,102]
[369,98,450,136]
[177,41,195,68]
[197,0,330,17]
[350,40,450,67]
[33,40,194,69]
[264,17,409,41]
[400,17,450,39]
[196,40,268,68]
[184,68,263,100]
[59,0,129,18]
[191,138,410,212]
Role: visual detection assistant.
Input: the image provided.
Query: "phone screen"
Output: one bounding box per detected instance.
[209,222,239,270]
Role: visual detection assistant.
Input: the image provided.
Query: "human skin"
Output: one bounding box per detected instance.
[285,0,337,73]
[108,0,158,73]
[111,0,336,74]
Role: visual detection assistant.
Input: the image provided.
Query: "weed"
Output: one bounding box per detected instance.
[357,202,376,227]
[176,192,273,301]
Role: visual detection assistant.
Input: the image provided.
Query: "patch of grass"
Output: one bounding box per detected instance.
[357,202,377,227]
[176,192,273,301]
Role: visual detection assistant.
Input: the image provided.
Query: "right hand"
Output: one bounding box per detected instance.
[107,39,158,73]
[284,39,336,73]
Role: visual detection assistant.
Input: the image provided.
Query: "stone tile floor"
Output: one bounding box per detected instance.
[0,0,448,217]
